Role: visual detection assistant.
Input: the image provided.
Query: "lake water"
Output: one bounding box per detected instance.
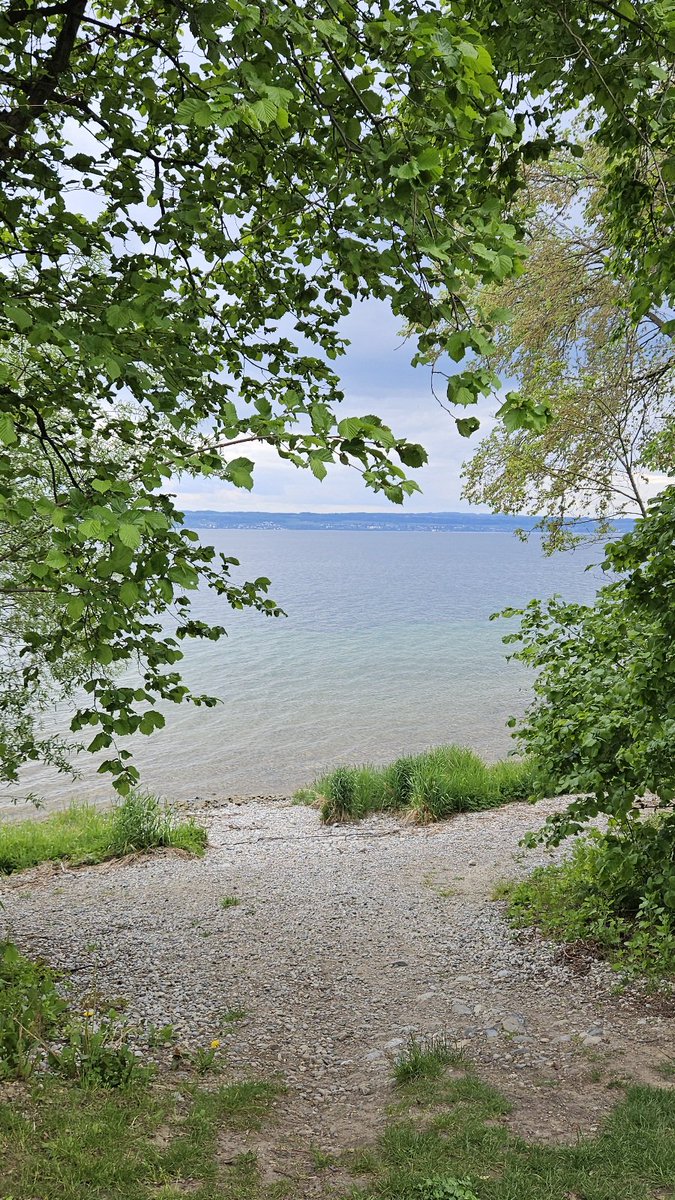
[2,530,606,814]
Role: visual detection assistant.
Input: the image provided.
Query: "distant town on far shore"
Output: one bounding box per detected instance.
[184,510,634,534]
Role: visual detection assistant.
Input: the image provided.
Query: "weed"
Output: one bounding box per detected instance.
[220,895,240,909]
[148,1023,175,1048]
[311,1147,337,1169]
[406,1177,479,1200]
[491,878,514,900]
[393,1034,464,1086]
[191,1040,222,1074]
[48,1008,153,1089]
[221,1008,246,1024]
[0,942,67,1079]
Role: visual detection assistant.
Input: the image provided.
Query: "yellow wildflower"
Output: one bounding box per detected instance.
[210,1039,220,1049]
[83,1009,95,1017]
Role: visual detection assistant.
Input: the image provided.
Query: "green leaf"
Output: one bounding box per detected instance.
[3,304,32,331]
[0,413,17,445]
[226,457,254,490]
[456,416,480,437]
[337,417,365,439]
[397,442,428,468]
[118,523,142,550]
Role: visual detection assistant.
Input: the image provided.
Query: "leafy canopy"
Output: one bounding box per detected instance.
[0,1,526,792]
[460,150,675,551]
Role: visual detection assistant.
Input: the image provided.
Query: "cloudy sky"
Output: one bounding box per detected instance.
[175,296,497,514]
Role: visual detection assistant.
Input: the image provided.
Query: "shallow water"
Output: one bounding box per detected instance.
[2,530,605,814]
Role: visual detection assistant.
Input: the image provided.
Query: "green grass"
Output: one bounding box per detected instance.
[296,746,538,823]
[220,895,240,909]
[348,1074,675,1200]
[0,792,207,875]
[0,1075,280,1200]
[393,1035,466,1087]
[505,828,675,982]
[2,947,675,1200]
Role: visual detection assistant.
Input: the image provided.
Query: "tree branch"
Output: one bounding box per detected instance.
[0,0,87,161]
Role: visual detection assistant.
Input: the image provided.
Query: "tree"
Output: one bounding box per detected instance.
[466,0,675,324]
[0,1,528,792]
[502,484,675,875]
[460,152,675,552]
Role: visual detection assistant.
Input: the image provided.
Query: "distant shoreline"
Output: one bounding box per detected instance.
[183,510,634,534]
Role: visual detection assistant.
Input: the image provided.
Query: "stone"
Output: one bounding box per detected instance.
[451,1000,473,1016]
[502,1014,527,1034]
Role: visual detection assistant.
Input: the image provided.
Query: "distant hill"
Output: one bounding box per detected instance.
[183,510,634,534]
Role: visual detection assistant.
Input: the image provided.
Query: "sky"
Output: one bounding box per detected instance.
[175,296,497,514]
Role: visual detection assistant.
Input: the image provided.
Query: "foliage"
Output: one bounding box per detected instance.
[0,0,533,793]
[0,941,153,1086]
[466,0,675,323]
[502,486,675,845]
[48,1008,154,1089]
[393,1035,464,1087]
[0,796,206,874]
[406,1179,478,1200]
[299,746,538,823]
[506,822,675,981]
[0,942,67,1080]
[460,148,675,552]
[106,791,206,858]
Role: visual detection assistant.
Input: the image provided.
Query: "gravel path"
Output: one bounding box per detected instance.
[2,798,673,1162]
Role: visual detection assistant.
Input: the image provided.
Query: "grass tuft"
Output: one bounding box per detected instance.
[298,745,539,824]
[0,793,207,875]
[393,1034,465,1086]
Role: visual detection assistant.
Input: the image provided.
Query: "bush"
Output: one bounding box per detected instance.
[507,817,675,980]
[0,794,207,875]
[300,746,538,823]
[0,943,67,1079]
[0,942,152,1087]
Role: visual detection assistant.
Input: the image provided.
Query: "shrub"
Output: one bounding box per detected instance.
[300,746,538,823]
[0,943,67,1079]
[507,818,675,980]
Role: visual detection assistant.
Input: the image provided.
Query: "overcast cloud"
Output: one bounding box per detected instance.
[175,296,496,514]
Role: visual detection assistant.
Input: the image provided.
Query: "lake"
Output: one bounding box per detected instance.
[2,529,606,814]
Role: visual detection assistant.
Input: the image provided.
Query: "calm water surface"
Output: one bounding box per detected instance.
[3,531,605,814]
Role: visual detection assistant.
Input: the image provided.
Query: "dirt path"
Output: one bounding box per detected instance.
[2,798,673,1184]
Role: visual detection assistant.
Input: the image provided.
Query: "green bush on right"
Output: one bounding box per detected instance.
[506,815,675,981]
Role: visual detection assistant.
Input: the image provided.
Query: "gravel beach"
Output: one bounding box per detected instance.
[1,797,673,1176]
